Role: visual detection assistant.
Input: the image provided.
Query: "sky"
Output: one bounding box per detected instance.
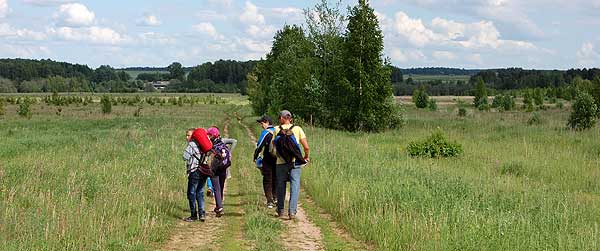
[0,0,599,69]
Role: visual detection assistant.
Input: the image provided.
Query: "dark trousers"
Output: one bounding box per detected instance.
[187,171,208,217]
[211,168,226,211]
[261,160,277,203]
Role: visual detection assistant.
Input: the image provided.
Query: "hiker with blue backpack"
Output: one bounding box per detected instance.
[206,127,235,216]
[271,110,310,220]
[254,115,277,209]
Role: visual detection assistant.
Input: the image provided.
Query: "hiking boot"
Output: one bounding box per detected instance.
[206,189,213,197]
[199,214,206,222]
[289,213,296,220]
[276,210,285,218]
[215,207,224,217]
[267,202,274,209]
[183,216,197,222]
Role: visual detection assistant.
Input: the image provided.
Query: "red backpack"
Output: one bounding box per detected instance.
[191,128,213,153]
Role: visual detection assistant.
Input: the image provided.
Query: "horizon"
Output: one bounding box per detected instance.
[1,0,599,69]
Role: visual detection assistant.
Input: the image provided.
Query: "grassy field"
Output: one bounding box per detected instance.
[302,105,600,250]
[2,94,599,250]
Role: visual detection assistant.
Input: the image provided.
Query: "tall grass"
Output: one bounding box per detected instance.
[301,106,600,250]
[0,102,229,250]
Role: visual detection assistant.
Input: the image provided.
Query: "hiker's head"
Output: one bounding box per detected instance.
[256,115,272,129]
[186,128,195,142]
[207,126,220,139]
[278,110,293,124]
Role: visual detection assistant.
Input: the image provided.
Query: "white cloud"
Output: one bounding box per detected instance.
[269,7,303,21]
[237,37,270,53]
[54,3,95,27]
[0,0,9,18]
[193,22,225,40]
[576,42,599,67]
[433,51,456,60]
[467,53,483,65]
[136,14,161,26]
[48,26,127,45]
[0,23,47,40]
[393,11,440,47]
[390,48,408,62]
[0,44,51,58]
[391,11,536,52]
[240,1,265,25]
[246,24,276,38]
[390,47,427,63]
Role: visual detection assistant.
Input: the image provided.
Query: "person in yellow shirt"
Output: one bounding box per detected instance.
[271,110,310,220]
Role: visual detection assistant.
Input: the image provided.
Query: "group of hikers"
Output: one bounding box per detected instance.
[182,110,310,221]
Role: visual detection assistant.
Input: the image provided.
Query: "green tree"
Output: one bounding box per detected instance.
[18,99,32,119]
[101,95,112,114]
[473,77,488,108]
[568,91,598,130]
[167,62,185,81]
[412,86,429,108]
[342,0,401,131]
[304,0,347,126]
[0,78,17,93]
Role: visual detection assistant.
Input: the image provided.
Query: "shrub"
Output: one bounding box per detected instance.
[18,100,32,119]
[427,98,437,111]
[458,107,467,117]
[492,94,515,111]
[101,95,112,114]
[407,132,463,158]
[499,161,525,176]
[527,112,543,125]
[0,99,4,116]
[557,101,564,109]
[412,86,429,109]
[473,78,488,108]
[567,91,598,130]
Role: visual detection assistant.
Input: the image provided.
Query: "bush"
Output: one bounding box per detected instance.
[101,95,112,114]
[407,132,463,158]
[557,101,564,109]
[473,78,488,108]
[412,86,429,108]
[567,91,598,130]
[0,99,4,116]
[18,100,32,119]
[427,98,437,111]
[458,107,467,117]
[492,94,515,111]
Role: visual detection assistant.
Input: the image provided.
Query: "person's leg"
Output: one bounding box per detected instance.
[288,166,302,216]
[275,164,289,215]
[210,176,223,211]
[270,163,277,203]
[207,178,213,196]
[261,163,273,204]
[197,175,208,219]
[186,172,200,220]
[219,170,226,200]
[226,168,232,179]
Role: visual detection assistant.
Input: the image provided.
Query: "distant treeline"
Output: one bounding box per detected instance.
[392,67,600,96]
[1,58,600,95]
[400,67,481,76]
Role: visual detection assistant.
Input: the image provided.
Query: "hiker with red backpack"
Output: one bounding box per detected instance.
[253,115,277,209]
[271,110,310,220]
[182,128,216,222]
[206,127,235,216]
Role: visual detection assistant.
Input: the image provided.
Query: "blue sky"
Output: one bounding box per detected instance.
[0,0,599,69]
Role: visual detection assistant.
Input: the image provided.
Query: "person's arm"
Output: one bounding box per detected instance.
[222,138,238,152]
[300,138,310,161]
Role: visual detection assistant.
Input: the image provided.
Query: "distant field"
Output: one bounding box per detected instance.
[122,70,169,79]
[405,74,471,82]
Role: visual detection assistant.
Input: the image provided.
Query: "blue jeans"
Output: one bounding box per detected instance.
[276,163,302,215]
[187,171,207,217]
[207,178,213,192]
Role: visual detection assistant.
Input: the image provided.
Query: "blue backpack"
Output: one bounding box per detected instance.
[211,139,232,170]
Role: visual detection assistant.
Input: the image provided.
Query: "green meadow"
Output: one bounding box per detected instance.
[1,94,599,250]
